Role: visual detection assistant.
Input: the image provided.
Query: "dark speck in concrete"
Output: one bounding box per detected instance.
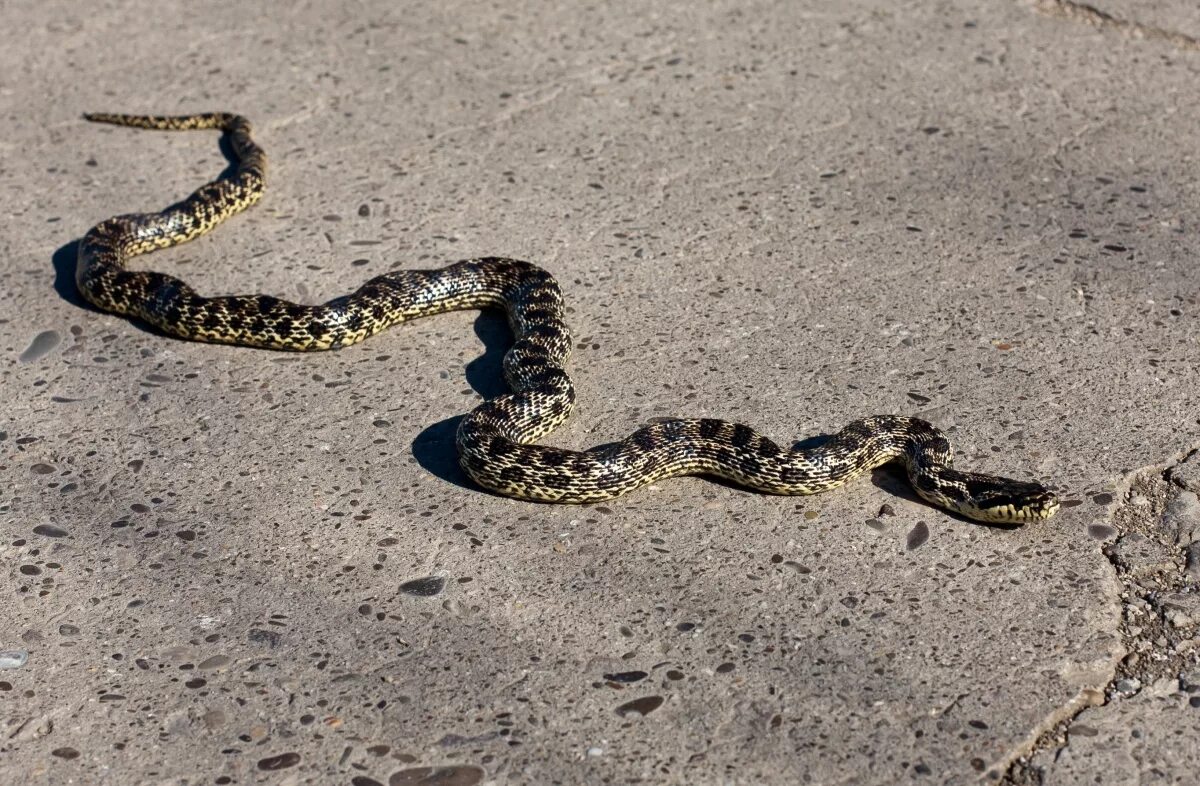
[399,576,446,596]
[906,521,930,550]
[247,629,282,648]
[615,695,664,717]
[256,752,300,771]
[18,330,60,363]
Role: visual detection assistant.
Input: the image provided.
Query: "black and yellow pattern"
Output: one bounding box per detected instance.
[76,113,1060,523]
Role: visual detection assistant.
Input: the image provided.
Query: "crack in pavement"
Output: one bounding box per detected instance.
[1030,0,1200,51]
[1002,447,1200,784]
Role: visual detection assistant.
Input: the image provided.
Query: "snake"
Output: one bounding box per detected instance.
[75,112,1060,524]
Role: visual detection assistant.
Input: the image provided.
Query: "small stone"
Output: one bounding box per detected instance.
[0,651,28,669]
[1163,491,1200,547]
[247,629,282,648]
[198,655,231,670]
[257,752,300,771]
[1160,593,1200,628]
[1114,677,1141,695]
[33,524,69,538]
[399,576,446,597]
[18,331,61,363]
[1186,543,1200,580]
[389,766,485,785]
[1169,453,1200,492]
[906,521,930,550]
[614,695,664,717]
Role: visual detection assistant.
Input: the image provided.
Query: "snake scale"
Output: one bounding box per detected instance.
[76,112,1060,524]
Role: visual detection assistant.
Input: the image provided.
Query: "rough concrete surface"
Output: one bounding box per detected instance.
[1020,452,1200,785]
[2,1,1199,784]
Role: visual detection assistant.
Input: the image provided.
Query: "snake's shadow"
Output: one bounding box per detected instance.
[866,457,1019,529]
[52,235,241,341]
[55,241,166,338]
[411,310,512,494]
[51,239,100,313]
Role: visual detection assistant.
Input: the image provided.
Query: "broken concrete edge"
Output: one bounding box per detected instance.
[1030,0,1200,51]
[1167,447,1200,584]
[999,440,1200,783]
[991,474,1130,783]
[991,684,1109,782]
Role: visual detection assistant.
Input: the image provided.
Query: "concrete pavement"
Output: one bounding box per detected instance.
[3,1,1199,783]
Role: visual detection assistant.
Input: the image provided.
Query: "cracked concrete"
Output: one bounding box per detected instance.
[1031,0,1200,49]
[1007,451,1200,783]
[3,0,1200,784]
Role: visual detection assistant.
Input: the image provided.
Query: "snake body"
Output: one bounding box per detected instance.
[77,113,1060,524]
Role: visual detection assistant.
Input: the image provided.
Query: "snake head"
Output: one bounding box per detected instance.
[921,469,1060,524]
[964,479,1060,524]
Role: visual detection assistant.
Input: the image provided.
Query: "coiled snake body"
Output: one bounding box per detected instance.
[77,113,1059,524]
